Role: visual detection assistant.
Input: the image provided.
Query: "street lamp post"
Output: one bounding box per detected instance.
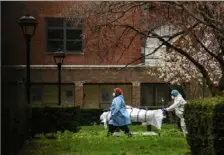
[53,51,65,105]
[19,14,37,105]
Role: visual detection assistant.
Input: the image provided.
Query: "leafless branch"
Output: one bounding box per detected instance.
[174,1,224,36]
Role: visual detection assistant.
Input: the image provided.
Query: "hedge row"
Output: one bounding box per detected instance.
[31,106,80,137]
[80,108,104,125]
[30,105,179,137]
[184,97,224,155]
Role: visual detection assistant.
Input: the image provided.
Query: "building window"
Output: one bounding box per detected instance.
[66,90,73,97]
[64,90,74,104]
[101,88,111,104]
[142,25,178,67]
[141,83,170,107]
[46,18,83,53]
[31,86,42,103]
[100,88,111,109]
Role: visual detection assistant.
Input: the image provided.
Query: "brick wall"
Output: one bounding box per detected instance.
[75,81,84,107]
[3,67,165,106]
[3,67,164,84]
[2,1,141,66]
[132,81,141,107]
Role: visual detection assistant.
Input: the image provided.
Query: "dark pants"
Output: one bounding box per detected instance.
[107,124,132,137]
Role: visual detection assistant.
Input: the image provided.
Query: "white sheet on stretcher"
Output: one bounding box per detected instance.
[100,105,164,130]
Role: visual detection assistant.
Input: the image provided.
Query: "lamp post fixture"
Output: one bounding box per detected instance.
[53,50,65,105]
[19,14,37,105]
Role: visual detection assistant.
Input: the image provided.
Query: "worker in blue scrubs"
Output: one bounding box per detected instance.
[107,88,132,137]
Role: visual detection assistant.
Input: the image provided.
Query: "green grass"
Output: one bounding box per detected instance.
[18,124,190,155]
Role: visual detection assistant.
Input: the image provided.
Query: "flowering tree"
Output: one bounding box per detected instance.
[62,1,224,96]
[156,23,222,95]
[153,1,224,96]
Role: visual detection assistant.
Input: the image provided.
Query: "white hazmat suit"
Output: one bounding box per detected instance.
[165,90,188,136]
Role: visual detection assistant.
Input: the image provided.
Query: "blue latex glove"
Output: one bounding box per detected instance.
[162,108,167,112]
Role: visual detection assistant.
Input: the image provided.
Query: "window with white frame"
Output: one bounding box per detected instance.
[46,18,83,53]
[142,25,178,66]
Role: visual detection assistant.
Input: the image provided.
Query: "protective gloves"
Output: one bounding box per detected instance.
[162,108,167,112]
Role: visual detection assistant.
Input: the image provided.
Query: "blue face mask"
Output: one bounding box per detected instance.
[112,92,116,97]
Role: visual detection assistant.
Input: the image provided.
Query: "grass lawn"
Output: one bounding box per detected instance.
[18,124,190,155]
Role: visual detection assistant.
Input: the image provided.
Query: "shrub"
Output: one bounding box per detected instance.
[184,97,224,155]
[31,106,80,137]
[80,108,104,126]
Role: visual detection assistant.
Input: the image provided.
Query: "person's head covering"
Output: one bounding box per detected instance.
[171,89,179,97]
[114,88,123,95]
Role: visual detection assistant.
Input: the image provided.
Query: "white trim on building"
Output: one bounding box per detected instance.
[2,64,152,69]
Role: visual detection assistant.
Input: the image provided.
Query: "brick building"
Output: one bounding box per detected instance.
[2,1,172,109]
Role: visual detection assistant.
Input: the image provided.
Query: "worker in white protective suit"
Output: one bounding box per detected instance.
[162,89,188,136]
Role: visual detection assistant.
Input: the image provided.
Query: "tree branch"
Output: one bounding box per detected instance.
[118,22,199,69]
[153,34,216,95]
[116,32,138,63]
[193,33,224,67]
[174,2,224,36]
[118,41,165,70]
[125,23,217,95]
